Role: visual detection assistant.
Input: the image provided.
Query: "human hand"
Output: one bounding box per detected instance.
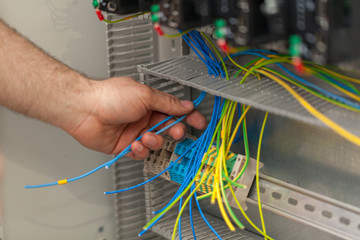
[65,77,207,159]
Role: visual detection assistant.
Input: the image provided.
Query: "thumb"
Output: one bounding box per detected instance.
[149,89,194,116]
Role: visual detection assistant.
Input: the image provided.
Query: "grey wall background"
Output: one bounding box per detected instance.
[0,1,116,239]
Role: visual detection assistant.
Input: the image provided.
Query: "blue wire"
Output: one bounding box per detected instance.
[182,30,223,77]
[225,51,360,110]
[143,97,221,237]
[141,33,225,236]
[189,187,197,240]
[152,96,221,214]
[233,103,243,144]
[194,192,222,239]
[179,197,183,240]
[317,72,359,95]
[105,139,199,194]
[191,31,224,77]
[189,31,222,76]
[25,92,206,189]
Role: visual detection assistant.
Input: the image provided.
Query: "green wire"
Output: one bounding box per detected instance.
[220,140,245,229]
[233,105,250,183]
[200,32,229,80]
[307,66,360,96]
[241,58,291,84]
[256,112,269,240]
[263,67,360,112]
[211,100,245,230]
[144,99,231,229]
[233,56,360,111]
[103,11,149,24]
[234,58,262,78]
[197,104,250,200]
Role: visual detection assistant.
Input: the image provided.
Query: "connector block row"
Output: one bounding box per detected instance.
[143,134,262,210]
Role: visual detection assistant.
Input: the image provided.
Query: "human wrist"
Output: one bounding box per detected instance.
[55,74,95,134]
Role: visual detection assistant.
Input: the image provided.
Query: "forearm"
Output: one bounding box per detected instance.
[0,20,92,132]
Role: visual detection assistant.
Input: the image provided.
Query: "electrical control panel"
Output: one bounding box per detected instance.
[95,0,360,64]
[290,0,360,64]
[96,1,360,239]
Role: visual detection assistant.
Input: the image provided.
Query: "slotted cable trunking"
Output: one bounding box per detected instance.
[138,55,360,136]
[138,55,360,240]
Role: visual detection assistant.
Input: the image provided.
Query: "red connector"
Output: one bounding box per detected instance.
[153,23,164,36]
[217,39,229,53]
[292,57,305,75]
[95,9,104,21]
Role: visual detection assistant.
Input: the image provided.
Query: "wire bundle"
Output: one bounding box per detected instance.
[26,25,360,240]
[225,50,360,147]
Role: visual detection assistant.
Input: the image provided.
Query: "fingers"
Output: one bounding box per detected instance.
[149,88,194,116]
[148,113,187,140]
[129,133,164,160]
[142,132,164,150]
[129,141,149,160]
[184,110,207,130]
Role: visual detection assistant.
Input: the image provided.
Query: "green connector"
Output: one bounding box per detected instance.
[150,4,160,13]
[226,155,238,173]
[215,28,226,39]
[92,0,99,8]
[289,34,302,56]
[215,19,226,28]
[151,13,160,23]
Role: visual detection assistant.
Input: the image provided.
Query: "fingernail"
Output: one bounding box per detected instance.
[136,144,144,152]
[147,135,157,148]
[180,100,193,109]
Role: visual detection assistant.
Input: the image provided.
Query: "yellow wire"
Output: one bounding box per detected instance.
[216,144,236,231]
[227,51,261,80]
[196,105,251,200]
[264,67,360,113]
[256,112,269,240]
[171,163,216,240]
[226,174,275,240]
[103,11,149,24]
[217,112,236,231]
[244,58,360,102]
[200,32,229,80]
[163,28,193,38]
[226,106,251,155]
[310,65,360,84]
[209,118,236,230]
[304,68,360,102]
[257,69,360,147]
[220,115,275,240]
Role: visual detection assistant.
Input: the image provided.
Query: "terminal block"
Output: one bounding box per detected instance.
[226,154,263,210]
[143,134,197,182]
[143,134,263,210]
[168,137,197,184]
[143,134,178,181]
[194,147,238,194]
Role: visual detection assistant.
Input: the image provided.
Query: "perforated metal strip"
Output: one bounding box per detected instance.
[249,175,360,240]
[107,14,154,80]
[138,56,360,136]
[106,13,160,240]
[143,174,262,240]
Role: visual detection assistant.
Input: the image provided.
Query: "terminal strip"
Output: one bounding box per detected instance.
[143,134,262,209]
